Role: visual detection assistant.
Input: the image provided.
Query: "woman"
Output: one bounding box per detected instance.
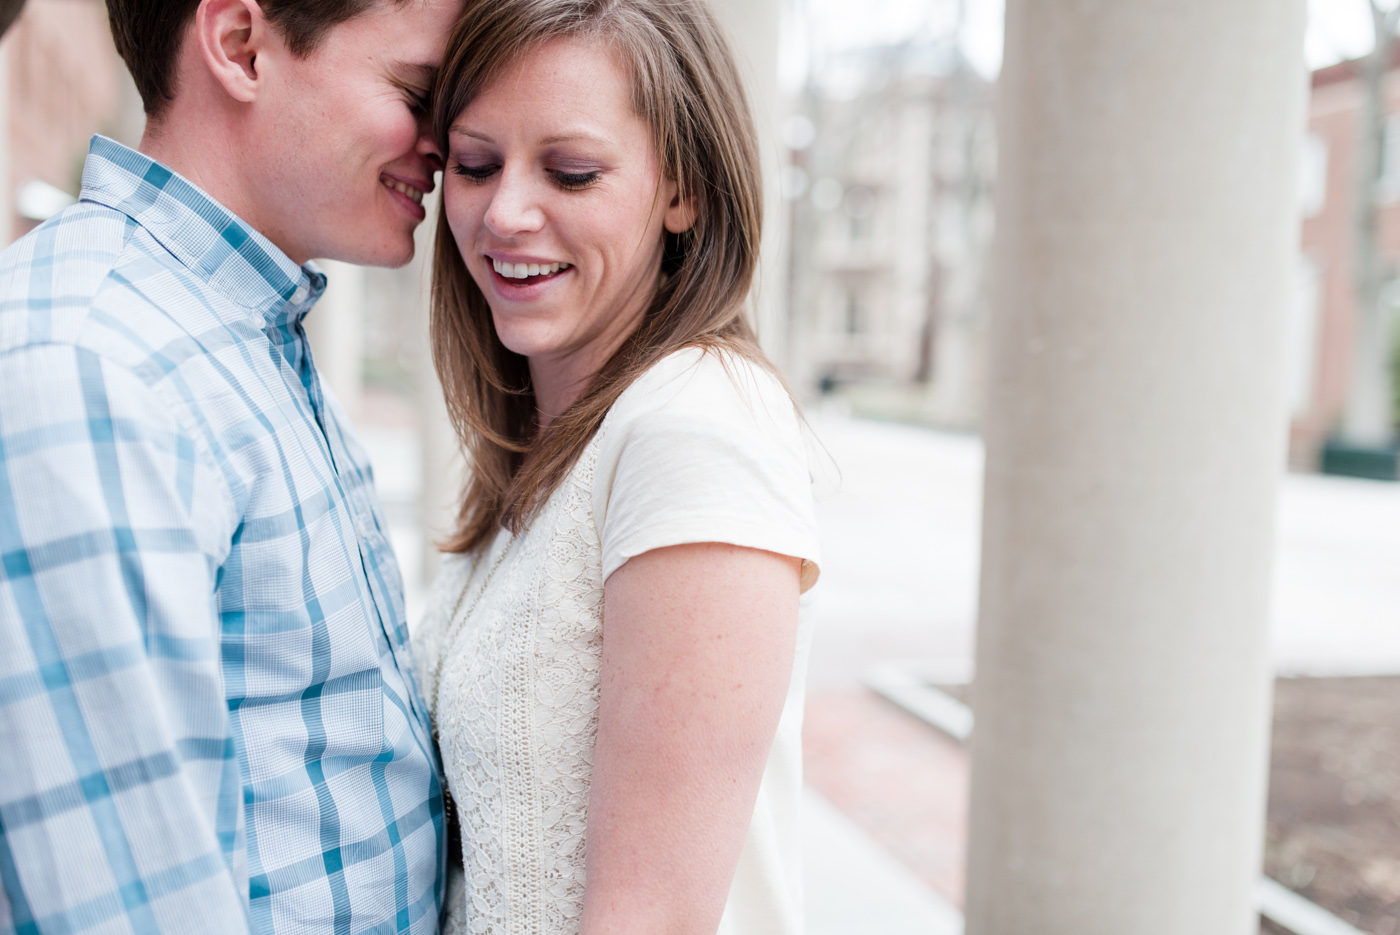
[414,1,821,932]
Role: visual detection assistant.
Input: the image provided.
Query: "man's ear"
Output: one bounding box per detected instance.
[663,183,698,235]
[194,0,272,104]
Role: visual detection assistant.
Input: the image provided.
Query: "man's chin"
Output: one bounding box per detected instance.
[316,235,418,271]
[373,241,418,270]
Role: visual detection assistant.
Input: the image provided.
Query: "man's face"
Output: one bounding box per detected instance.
[255,0,463,267]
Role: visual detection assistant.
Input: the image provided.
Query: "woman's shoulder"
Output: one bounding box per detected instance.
[593,345,821,591]
[607,345,796,433]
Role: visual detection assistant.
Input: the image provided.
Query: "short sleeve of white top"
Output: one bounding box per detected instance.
[593,346,821,591]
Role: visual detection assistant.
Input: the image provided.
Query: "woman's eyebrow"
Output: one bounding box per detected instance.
[539,132,614,146]
[446,128,616,147]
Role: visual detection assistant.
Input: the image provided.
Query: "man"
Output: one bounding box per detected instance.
[0,0,462,931]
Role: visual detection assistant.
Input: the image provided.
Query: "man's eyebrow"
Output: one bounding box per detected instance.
[389,61,437,88]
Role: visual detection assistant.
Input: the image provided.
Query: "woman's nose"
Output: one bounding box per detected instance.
[484,169,545,237]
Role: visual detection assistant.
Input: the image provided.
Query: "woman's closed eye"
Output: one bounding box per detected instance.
[450,160,602,191]
[452,161,501,182]
[550,169,601,191]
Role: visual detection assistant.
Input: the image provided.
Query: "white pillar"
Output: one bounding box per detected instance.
[0,33,12,248]
[307,259,366,422]
[708,0,787,368]
[409,197,463,588]
[965,2,1306,934]
[114,66,146,151]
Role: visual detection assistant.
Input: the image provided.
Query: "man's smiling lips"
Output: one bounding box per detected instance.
[381,173,432,218]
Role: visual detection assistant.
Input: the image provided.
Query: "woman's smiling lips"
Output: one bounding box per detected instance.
[485,254,573,295]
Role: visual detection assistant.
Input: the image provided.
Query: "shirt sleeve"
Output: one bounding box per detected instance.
[0,345,250,934]
[593,348,821,592]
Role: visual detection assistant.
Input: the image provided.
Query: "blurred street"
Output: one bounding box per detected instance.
[803,408,1400,931]
[804,409,1400,686]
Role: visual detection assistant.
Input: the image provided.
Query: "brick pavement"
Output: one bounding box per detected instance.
[803,688,970,907]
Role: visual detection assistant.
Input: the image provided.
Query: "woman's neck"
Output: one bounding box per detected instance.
[530,363,593,430]
[528,296,652,428]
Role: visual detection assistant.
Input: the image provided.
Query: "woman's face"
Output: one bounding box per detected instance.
[443,38,694,394]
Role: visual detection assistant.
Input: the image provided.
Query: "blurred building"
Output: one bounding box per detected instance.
[784,46,996,430]
[1295,55,1400,469]
[2,2,1374,475]
[782,49,1400,466]
[3,0,139,242]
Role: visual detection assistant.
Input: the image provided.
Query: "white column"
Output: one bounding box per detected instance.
[114,66,146,150]
[0,33,12,248]
[307,259,366,422]
[708,0,787,368]
[409,197,463,588]
[965,2,1306,934]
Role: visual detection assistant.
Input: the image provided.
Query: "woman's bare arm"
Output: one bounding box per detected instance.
[579,541,801,935]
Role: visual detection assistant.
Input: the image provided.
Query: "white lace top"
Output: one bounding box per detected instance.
[415,348,821,935]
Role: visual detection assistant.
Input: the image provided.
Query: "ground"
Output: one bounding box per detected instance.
[805,676,1400,934]
[798,410,1400,933]
[1264,676,1400,934]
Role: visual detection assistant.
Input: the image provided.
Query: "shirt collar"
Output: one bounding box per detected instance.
[78,135,326,329]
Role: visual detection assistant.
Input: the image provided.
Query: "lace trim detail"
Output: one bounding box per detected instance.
[436,535,513,935]
[426,437,605,934]
[533,442,604,933]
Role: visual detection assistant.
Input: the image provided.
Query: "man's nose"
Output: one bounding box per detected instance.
[416,120,444,176]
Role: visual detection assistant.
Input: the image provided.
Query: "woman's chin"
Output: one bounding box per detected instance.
[491,322,563,361]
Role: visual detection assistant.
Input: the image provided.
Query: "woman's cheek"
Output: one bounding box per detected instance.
[444,188,478,247]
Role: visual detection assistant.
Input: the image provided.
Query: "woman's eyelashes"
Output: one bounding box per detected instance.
[452,162,501,182]
[449,160,602,191]
[550,169,602,190]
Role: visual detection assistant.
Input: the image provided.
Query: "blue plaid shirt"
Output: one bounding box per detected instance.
[0,137,443,935]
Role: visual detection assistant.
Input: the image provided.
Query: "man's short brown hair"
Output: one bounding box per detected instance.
[105,0,398,119]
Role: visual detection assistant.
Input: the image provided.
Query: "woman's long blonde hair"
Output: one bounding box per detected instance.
[431,0,772,554]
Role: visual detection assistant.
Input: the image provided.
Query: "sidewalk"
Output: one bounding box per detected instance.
[803,786,964,935]
[798,409,1400,931]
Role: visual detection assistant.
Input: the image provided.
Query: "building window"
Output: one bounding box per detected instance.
[849,213,870,242]
[1383,115,1400,199]
[1300,133,1327,218]
[844,291,862,335]
[845,186,875,244]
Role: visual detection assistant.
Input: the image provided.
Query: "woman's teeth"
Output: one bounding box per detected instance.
[384,179,424,204]
[493,258,571,279]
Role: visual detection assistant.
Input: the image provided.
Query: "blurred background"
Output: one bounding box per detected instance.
[1,1,1398,933]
